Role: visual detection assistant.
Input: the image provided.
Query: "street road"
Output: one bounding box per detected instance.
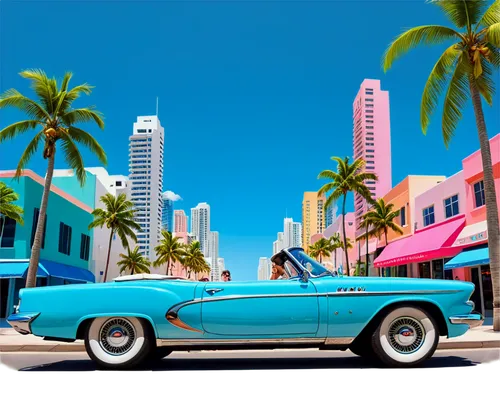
[1,348,499,371]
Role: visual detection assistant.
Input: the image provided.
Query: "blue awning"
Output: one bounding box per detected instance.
[40,259,95,283]
[444,247,490,270]
[0,262,48,278]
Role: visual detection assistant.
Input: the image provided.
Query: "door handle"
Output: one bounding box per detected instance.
[205,288,224,295]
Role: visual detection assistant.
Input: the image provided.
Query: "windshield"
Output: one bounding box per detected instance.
[287,249,333,277]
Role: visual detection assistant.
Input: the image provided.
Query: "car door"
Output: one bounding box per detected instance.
[201,279,319,336]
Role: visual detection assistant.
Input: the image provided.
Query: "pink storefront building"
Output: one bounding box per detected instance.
[373,134,499,319]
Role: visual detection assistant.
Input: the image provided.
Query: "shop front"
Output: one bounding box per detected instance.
[373,215,465,277]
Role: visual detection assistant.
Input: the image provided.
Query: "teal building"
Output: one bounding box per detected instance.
[0,170,95,324]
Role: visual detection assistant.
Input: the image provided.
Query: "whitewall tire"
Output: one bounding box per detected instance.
[85,317,153,369]
[371,306,439,367]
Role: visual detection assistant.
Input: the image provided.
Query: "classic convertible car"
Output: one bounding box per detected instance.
[7,247,483,369]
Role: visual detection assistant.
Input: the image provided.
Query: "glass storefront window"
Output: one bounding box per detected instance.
[397,264,408,277]
[432,259,444,279]
[418,262,431,278]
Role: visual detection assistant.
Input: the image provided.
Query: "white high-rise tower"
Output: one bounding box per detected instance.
[284,218,302,248]
[128,116,164,261]
[190,202,210,256]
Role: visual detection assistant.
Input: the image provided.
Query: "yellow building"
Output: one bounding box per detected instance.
[302,191,326,251]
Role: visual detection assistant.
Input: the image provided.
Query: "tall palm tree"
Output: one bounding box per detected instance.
[308,237,332,263]
[182,241,209,279]
[0,69,106,288]
[382,0,500,329]
[89,193,140,282]
[117,246,151,275]
[318,156,377,275]
[360,211,374,277]
[328,233,343,270]
[154,230,185,275]
[340,237,354,275]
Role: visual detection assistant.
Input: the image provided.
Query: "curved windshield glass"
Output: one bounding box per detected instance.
[287,249,333,277]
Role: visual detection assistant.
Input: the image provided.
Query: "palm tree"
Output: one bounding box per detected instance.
[318,157,377,276]
[0,182,24,244]
[382,0,500,328]
[154,230,185,275]
[308,237,332,263]
[89,193,140,282]
[359,211,374,277]
[117,246,151,275]
[340,237,354,275]
[182,241,210,279]
[328,233,343,270]
[0,69,106,288]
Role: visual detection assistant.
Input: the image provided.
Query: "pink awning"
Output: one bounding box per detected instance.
[373,215,465,268]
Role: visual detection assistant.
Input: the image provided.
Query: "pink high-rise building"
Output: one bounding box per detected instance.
[174,210,187,233]
[353,79,392,238]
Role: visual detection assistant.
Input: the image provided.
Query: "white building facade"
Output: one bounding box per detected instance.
[284,218,302,248]
[258,257,271,280]
[128,116,164,261]
[191,202,210,256]
[208,231,219,280]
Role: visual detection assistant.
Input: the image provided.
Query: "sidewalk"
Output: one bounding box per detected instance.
[1,326,499,352]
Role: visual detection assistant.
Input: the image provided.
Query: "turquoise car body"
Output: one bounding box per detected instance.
[8,248,479,348]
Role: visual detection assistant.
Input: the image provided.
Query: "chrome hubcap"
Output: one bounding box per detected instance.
[388,317,425,354]
[99,318,136,355]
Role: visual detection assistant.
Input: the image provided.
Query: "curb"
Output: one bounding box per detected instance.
[1,341,500,352]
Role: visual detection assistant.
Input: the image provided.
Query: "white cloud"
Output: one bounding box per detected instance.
[163,190,182,201]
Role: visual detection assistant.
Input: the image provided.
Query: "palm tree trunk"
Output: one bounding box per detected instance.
[0,216,5,246]
[383,228,389,279]
[103,229,114,283]
[470,80,500,331]
[166,258,170,276]
[334,250,337,270]
[365,224,369,277]
[320,254,322,264]
[26,153,55,288]
[342,193,350,276]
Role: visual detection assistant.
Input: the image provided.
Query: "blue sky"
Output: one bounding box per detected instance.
[0,0,498,281]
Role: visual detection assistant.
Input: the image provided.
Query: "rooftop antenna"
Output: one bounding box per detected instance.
[156,97,159,117]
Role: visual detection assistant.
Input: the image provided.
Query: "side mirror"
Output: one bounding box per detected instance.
[301,269,310,283]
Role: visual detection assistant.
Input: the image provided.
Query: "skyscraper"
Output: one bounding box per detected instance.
[258,257,271,280]
[284,218,302,248]
[129,116,164,260]
[353,79,392,238]
[325,203,337,229]
[174,210,188,233]
[208,231,219,280]
[191,202,210,256]
[161,196,174,232]
[302,191,326,251]
[273,232,284,255]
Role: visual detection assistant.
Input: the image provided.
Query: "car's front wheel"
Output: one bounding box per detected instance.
[371,306,439,367]
[85,317,153,369]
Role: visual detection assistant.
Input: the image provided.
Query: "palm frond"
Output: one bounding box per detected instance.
[14,131,44,179]
[431,0,488,28]
[0,120,41,144]
[477,0,500,27]
[487,22,500,46]
[441,54,471,147]
[382,25,461,72]
[67,126,107,165]
[421,44,462,134]
[19,69,56,114]
[0,89,50,120]
[59,135,87,185]
[62,107,105,129]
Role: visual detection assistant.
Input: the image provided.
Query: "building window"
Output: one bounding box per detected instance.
[366,137,374,141]
[473,181,485,208]
[423,205,435,227]
[58,222,72,255]
[366,132,374,135]
[0,217,16,248]
[367,160,375,164]
[400,206,406,226]
[444,194,459,218]
[31,208,47,249]
[137,129,147,133]
[366,142,374,146]
[366,149,374,153]
[80,234,90,261]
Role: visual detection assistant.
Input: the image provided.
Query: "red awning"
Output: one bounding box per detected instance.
[373,215,465,268]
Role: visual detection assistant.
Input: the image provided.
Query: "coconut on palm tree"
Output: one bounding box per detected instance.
[0,69,106,288]
[89,193,140,282]
[154,230,185,275]
[0,182,24,245]
[318,156,377,276]
[382,0,500,328]
[117,246,151,275]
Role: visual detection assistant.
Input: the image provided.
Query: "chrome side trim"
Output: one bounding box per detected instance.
[156,338,326,347]
[166,311,203,333]
[324,337,355,345]
[167,289,463,315]
[449,313,484,329]
[6,312,40,335]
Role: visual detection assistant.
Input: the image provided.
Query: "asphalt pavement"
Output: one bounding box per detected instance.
[1,348,499,371]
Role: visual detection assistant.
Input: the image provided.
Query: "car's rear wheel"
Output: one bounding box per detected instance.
[371,306,439,367]
[85,317,153,369]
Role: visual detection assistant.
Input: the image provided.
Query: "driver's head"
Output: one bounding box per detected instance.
[271,253,285,267]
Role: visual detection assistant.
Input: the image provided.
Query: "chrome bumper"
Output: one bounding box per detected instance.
[449,312,484,329]
[6,312,40,335]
